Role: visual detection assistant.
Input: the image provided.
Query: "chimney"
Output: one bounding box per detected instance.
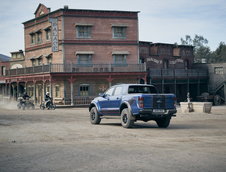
[64,5,69,10]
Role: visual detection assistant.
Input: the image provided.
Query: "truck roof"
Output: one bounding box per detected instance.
[113,84,155,87]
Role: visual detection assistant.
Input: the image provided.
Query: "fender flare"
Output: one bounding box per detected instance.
[120,101,132,114]
[89,102,99,112]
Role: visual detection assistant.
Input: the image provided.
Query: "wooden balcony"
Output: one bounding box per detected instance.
[5,63,146,76]
[149,69,208,79]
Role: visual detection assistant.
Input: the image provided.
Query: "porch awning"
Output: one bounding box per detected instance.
[44,53,52,58]
[75,51,94,55]
[111,24,128,27]
[75,23,93,26]
[28,55,43,60]
[112,51,130,55]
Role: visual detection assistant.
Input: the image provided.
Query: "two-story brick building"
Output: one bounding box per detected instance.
[3,4,146,105]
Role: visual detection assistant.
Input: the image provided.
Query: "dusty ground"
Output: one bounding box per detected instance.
[0,102,226,172]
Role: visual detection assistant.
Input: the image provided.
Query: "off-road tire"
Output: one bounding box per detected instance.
[156,116,171,128]
[121,108,134,128]
[90,107,101,124]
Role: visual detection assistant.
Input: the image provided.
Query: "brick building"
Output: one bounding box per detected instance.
[0,54,10,99]
[2,4,146,105]
[139,41,208,102]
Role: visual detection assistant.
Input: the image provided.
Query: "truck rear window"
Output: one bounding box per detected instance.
[128,86,157,94]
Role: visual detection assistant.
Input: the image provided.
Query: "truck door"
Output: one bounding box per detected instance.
[98,86,115,114]
[108,86,123,115]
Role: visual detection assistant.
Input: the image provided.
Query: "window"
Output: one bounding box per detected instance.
[128,86,157,94]
[105,87,115,96]
[80,85,89,96]
[37,32,42,44]
[55,85,60,97]
[76,26,92,38]
[77,54,92,65]
[45,29,51,41]
[1,66,6,76]
[112,26,126,39]
[113,54,127,65]
[114,87,123,96]
[47,57,52,64]
[46,85,50,93]
[30,34,35,44]
[27,86,33,97]
[38,58,43,66]
[214,67,224,75]
[31,60,36,66]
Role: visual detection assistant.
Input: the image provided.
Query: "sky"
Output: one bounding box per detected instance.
[0,0,226,56]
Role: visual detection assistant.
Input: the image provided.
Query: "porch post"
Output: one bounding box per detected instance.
[68,77,75,106]
[33,81,37,104]
[25,81,28,93]
[50,78,53,98]
[17,81,19,99]
[107,76,113,88]
[4,82,7,97]
[9,82,11,99]
[12,84,15,100]
[43,80,46,101]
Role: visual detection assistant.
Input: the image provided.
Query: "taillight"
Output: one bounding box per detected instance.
[138,97,144,108]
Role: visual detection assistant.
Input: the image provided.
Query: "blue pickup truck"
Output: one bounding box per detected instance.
[89,84,177,128]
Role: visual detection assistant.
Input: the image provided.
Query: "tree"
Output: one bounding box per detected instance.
[213,42,226,62]
[180,34,211,63]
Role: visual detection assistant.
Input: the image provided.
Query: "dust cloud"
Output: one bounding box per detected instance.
[0,99,18,110]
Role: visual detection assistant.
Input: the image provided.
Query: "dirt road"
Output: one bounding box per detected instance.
[0,103,226,172]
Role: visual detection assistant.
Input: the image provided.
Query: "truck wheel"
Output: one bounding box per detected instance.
[90,107,101,124]
[156,116,171,128]
[121,108,134,128]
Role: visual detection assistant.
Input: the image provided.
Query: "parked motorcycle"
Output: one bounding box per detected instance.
[40,98,56,110]
[17,97,35,110]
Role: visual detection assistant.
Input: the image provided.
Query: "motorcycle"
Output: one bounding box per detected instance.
[40,98,56,110]
[17,97,35,110]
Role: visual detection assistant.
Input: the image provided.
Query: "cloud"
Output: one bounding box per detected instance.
[0,0,225,55]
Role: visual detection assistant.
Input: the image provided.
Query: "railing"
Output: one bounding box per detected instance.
[6,63,146,76]
[208,74,226,93]
[149,69,208,78]
[73,96,95,105]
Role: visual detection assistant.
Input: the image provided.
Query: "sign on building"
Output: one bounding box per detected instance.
[49,18,58,52]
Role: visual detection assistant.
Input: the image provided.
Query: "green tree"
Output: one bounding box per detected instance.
[213,42,226,62]
[180,34,211,63]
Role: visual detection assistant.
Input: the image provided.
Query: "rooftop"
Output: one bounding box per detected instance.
[0,54,10,62]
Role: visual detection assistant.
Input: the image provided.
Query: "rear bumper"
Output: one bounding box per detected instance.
[134,109,177,118]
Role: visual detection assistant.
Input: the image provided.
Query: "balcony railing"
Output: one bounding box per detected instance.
[6,63,146,76]
[149,69,208,78]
